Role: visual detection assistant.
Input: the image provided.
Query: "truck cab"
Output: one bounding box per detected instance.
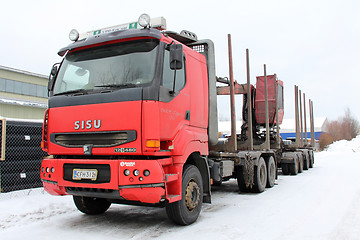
[40,15,217,225]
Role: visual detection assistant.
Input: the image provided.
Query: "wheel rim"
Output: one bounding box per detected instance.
[185,179,200,211]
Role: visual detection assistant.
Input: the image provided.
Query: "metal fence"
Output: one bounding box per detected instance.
[0,119,48,193]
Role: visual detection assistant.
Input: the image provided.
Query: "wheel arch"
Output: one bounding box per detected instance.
[185,152,211,203]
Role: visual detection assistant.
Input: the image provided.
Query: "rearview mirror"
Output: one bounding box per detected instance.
[50,65,58,76]
[169,44,183,70]
[48,64,59,92]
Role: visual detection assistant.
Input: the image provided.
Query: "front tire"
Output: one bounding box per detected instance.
[73,196,111,215]
[166,164,203,225]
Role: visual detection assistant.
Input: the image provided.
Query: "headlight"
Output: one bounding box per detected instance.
[124,169,130,176]
[133,169,140,176]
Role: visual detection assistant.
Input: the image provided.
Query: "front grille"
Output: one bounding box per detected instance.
[51,130,136,147]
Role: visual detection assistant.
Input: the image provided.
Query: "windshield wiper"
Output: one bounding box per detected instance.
[54,89,88,96]
[94,83,137,88]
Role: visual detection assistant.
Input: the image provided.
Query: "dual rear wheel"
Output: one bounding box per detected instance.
[237,156,276,193]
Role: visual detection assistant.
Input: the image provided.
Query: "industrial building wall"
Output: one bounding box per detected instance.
[0,103,45,120]
[0,65,48,120]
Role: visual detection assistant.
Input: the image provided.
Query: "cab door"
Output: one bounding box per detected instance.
[158,47,190,144]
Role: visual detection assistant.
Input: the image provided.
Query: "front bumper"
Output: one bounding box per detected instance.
[40,158,173,204]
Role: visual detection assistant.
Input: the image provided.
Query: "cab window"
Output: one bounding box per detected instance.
[162,50,185,91]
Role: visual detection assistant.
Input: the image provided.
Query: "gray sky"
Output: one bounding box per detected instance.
[1,0,359,121]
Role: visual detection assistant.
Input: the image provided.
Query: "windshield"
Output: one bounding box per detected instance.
[53,39,158,95]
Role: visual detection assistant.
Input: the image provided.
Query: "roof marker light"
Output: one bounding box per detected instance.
[138,14,151,28]
[69,29,79,42]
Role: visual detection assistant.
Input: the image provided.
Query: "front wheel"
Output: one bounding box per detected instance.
[73,196,111,215]
[166,164,203,225]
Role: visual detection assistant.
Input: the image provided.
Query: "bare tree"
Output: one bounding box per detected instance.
[320,108,359,150]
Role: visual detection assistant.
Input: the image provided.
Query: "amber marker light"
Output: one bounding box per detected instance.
[146,140,160,148]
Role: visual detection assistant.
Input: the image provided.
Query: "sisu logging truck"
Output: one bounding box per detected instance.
[40,14,315,225]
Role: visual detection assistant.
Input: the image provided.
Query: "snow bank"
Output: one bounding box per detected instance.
[324,135,360,153]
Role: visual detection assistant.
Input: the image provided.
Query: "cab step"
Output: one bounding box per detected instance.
[165,173,179,182]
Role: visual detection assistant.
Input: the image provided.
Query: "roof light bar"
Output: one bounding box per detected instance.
[78,15,167,40]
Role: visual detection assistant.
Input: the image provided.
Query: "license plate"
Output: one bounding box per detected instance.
[72,169,98,181]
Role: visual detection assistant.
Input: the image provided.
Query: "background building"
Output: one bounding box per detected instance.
[0,65,48,119]
[279,117,327,140]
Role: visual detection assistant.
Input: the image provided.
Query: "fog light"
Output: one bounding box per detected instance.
[124,169,130,176]
[133,169,140,176]
[143,170,150,176]
[139,177,143,181]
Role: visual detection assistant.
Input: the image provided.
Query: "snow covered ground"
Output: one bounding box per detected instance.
[1,136,360,240]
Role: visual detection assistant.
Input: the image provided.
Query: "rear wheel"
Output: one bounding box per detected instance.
[289,156,299,175]
[252,157,267,193]
[73,196,111,215]
[237,167,251,192]
[282,164,289,175]
[303,153,310,170]
[298,153,304,173]
[309,150,314,168]
[166,164,203,225]
[266,156,276,188]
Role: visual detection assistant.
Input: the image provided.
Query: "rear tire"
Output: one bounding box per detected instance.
[166,164,203,225]
[303,153,310,170]
[289,156,299,175]
[237,167,250,192]
[252,157,267,193]
[309,150,314,168]
[73,196,111,215]
[298,153,304,173]
[266,156,276,188]
[282,164,289,175]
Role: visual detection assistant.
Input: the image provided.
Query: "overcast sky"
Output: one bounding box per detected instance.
[1,0,359,122]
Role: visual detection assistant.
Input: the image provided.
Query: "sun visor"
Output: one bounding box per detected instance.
[58,28,162,57]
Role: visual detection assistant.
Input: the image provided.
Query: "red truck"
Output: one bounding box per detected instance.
[40,14,315,225]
